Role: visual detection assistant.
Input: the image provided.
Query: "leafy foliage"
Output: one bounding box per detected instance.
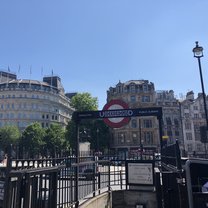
[44,123,69,156]
[67,92,110,152]
[0,126,21,153]
[21,122,46,158]
[70,92,98,111]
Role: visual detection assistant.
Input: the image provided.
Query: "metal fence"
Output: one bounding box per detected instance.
[0,153,126,208]
[2,145,190,208]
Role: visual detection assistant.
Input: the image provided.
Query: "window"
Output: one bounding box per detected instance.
[118,133,125,144]
[175,131,180,136]
[130,85,135,93]
[142,96,150,102]
[143,119,152,128]
[187,144,193,151]
[144,132,153,145]
[186,133,192,140]
[196,144,202,151]
[194,114,199,118]
[167,130,172,136]
[174,118,179,126]
[194,106,198,110]
[184,113,189,118]
[194,125,199,132]
[42,114,45,119]
[143,85,148,92]
[132,132,138,144]
[117,85,122,93]
[166,117,172,125]
[131,119,137,128]
[130,95,136,102]
[185,122,191,130]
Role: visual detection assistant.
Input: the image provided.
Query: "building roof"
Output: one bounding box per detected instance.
[0,79,51,87]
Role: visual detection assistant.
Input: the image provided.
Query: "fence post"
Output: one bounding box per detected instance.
[50,172,58,208]
[98,172,101,195]
[3,144,13,208]
[120,170,123,190]
[93,155,96,197]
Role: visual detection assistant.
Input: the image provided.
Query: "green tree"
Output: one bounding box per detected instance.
[0,126,21,153]
[66,92,110,152]
[66,92,98,150]
[21,122,46,158]
[66,120,77,150]
[44,123,68,157]
[90,120,111,152]
[70,92,98,111]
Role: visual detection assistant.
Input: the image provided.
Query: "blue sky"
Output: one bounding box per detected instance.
[1,1,208,109]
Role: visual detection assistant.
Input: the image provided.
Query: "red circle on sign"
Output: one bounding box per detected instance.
[102,99,130,128]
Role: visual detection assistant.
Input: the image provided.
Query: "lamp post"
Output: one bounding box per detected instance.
[193,41,208,157]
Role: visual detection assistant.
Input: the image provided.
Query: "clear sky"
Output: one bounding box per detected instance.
[1,1,208,109]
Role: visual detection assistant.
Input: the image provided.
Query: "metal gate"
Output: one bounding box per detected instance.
[161,141,188,208]
[3,167,58,208]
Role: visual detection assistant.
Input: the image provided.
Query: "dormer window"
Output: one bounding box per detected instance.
[143,85,148,92]
[130,84,135,93]
[117,85,122,93]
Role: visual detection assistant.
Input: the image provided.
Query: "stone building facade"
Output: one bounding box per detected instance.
[107,80,159,157]
[180,91,207,157]
[106,80,184,156]
[0,71,74,131]
[155,90,184,151]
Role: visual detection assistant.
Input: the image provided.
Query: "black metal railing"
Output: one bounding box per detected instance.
[0,153,127,208]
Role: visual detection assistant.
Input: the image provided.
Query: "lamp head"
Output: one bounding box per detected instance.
[193,41,203,58]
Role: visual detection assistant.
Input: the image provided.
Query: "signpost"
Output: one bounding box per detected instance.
[72,101,163,208]
[102,99,131,128]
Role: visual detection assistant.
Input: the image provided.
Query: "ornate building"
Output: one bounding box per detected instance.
[155,90,184,151]
[107,80,159,157]
[107,80,184,157]
[180,91,207,157]
[0,71,74,130]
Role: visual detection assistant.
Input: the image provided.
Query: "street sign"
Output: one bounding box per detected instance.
[102,99,130,128]
[72,107,162,122]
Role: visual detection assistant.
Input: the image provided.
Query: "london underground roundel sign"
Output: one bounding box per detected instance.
[103,99,130,128]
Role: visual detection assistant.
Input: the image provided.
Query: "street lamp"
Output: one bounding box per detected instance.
[193,41,208,157]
